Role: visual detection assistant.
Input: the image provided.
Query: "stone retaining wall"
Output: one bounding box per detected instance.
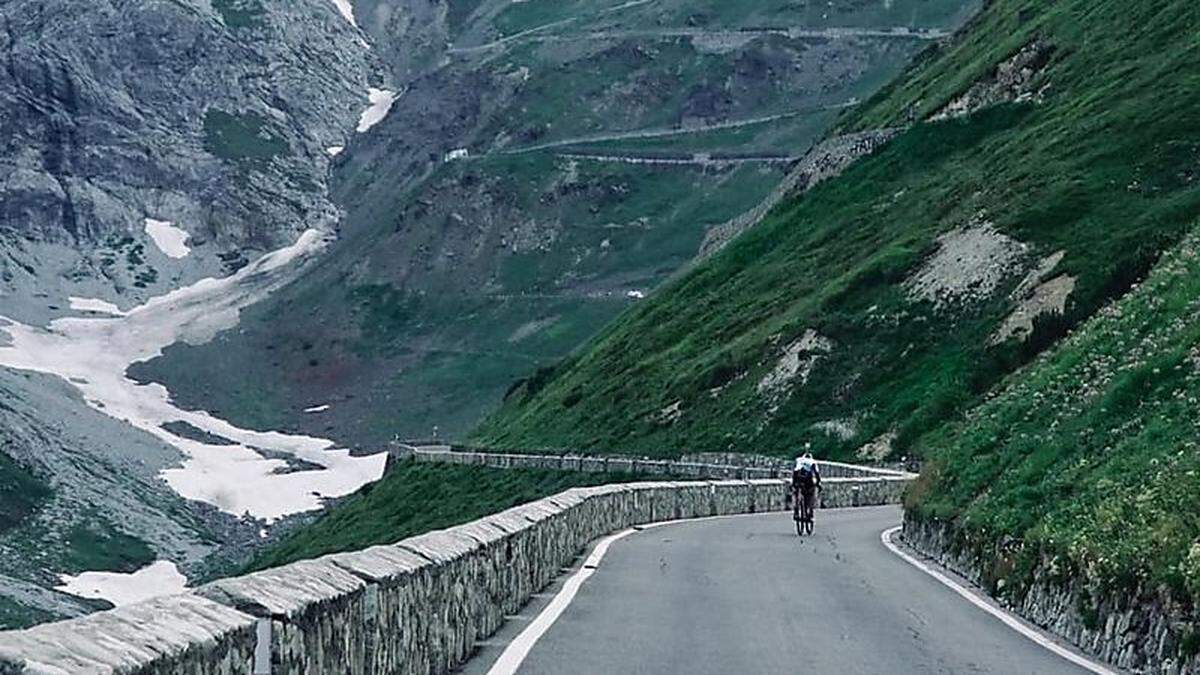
[408,446,913,480]
[0,477,907,673]
[903,518,1200,675]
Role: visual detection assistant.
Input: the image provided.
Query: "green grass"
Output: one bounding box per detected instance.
[212,0,265,28]
[474,0,1200,462]
[203,110,288,162]
[0,596,53,631]
[0,451,51,535]
[60,519,156,574]
[246,461,653,571]
[906,226,1200,605]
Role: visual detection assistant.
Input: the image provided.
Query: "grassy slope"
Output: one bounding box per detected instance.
[473,0,1200,462]
[247,461,649,570]
[908,228,1200,607]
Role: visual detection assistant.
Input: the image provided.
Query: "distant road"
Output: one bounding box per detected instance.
[497,102,854,156]
[450,26,949,55]
[470,506,1104,674]
[557,152,801,166]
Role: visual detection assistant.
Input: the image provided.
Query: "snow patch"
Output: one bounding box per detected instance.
[55,561,187,607]
[304,404,331,413]
[331,0,356,26]
[626,290,645,299]
[68,297,125,316]
[445,148,469,161]
[144,219,191,259]
[0,230,387,522]
[357,88,397,133]
[326,146,345,157]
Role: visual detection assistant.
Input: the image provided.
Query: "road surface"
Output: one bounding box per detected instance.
[468,506,1101,674]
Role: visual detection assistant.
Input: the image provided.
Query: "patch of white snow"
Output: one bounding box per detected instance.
[626,290,645,299]
[0,229,387,522]
[326,146,345,157]
[68,297,125,316]
[357,88,397,133]
[55,561,187,607]
[331,0,356,26]
[144,218,191,259]
[304,404,331,413]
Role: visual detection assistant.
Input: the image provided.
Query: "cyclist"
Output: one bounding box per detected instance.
[791,450,821,525]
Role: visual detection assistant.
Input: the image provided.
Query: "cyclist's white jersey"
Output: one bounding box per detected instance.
[794,457,819,474]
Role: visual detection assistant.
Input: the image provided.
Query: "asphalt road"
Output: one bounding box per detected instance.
[492,506,1096,675]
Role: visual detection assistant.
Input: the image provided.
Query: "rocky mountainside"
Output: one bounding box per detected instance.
[133,0,976,447]
[2,0,374,321]
[0,0,978,627]
[0,0,393,627]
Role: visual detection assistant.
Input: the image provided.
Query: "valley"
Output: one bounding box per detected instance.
[0,0,977,626]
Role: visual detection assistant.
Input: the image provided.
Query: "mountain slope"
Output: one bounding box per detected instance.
[0,0,387,627]
[134,0,978,447]
[473,0,1200,461]
[0,0,977,626]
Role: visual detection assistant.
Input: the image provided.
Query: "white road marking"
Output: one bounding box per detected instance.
[485,512,767,675]
[880,526,1119,675]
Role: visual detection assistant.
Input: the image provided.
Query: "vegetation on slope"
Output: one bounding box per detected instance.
[908,227,1200,607]
[0,450,50,535]
[246,461,649,571]
[473,0,1200,462]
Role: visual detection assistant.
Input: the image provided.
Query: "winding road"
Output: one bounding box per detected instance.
[466,506,1111,675]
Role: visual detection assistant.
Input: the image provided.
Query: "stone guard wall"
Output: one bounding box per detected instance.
[0,477,907,674]
[408,446,913,480]
[903,518,1200,674]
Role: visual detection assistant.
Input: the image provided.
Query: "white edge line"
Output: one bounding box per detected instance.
[485,512,762,675]
[880,526,1119,675]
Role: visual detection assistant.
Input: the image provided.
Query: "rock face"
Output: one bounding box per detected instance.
[0,0,372,317]
[930,39,1054,120]
[904,518,1200,675]
[0,0,381,628]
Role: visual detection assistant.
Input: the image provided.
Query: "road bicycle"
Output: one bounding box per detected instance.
[792,487,816,536]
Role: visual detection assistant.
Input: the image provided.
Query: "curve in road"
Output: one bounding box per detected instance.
[478,506,1113,675]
